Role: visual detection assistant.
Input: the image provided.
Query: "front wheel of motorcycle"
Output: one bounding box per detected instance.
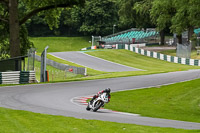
[92,101,104,112]
[86,103,90,111]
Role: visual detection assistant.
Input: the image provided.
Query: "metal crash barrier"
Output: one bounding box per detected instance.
[0,71,36,84]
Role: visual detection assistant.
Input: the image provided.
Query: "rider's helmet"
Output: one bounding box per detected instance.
[105,88,111,93]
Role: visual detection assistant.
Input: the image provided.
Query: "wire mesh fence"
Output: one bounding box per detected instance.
[35,55,86,75]
[176,43,191,58]
[34,54,86,81]
[34,67,83,82]
[92,36,101,46]
[27,48,36,71]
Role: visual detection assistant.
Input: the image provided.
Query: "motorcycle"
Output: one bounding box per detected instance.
[86,93,109,112]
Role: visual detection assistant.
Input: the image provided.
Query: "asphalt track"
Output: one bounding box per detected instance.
[49,51,141,72]
[0,70,200,129]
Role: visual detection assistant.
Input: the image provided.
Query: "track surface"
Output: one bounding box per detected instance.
[50,51,140,72]
[0,70,200,129]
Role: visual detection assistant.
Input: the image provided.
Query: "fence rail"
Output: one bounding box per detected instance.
[0,71,36,84]
[35,55,87,76]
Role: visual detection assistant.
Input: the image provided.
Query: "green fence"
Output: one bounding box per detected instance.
[117,44,125,49]
[20,71,30,84]
[0,56,27,72]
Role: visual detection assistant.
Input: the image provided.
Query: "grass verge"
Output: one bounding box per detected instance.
[0,107,198,133]
[30,37,91,53]
[104,78,200,123]
[85,49,200,72]
[38,49,200,82]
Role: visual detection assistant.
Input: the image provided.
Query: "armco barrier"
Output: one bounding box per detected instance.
[117,44,200,66]
[1,71,20,84]
[20,71,30,84]
[29,71,36,83]
[0,73,2,84]
[0,71,36,84]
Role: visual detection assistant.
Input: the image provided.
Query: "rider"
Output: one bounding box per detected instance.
[90,88,111,104]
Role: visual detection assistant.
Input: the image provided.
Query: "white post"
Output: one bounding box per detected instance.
[113,24,116,35]
[92,36,94,46]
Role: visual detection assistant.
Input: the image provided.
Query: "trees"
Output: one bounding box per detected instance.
[170,0,200,43]
[135,0,200,44]
[0,0,10,59]
[1,0,199,59]
[149,0,175,44]
[134,0,172,45]
[79,0,119,36]
[119,0,154,30]
[26,0,119,36]
[9,0,20,57]
[118,0,138,29]
[151,0,200,44]
[0,0,84,58]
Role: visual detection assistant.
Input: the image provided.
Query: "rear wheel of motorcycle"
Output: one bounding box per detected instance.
[92,101,103,112]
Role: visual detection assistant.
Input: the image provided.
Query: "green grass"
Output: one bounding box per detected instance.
[160,49,177,56]
[30,37,91,53]
[1,37,200,131]
[0,107,198,133]
[2,49,200,84]
[86,49,200,72]
[29,37,200,82]
[40,49,200,82]
[105,78,200,123]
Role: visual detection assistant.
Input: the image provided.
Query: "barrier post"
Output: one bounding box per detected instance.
[40,46,49,82]
[46,70,49,82]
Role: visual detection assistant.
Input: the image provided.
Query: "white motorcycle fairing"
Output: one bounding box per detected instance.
[86,93,109,112]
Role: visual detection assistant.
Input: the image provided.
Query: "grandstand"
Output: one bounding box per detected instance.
[102,28,159,45]
[194,28,200,35]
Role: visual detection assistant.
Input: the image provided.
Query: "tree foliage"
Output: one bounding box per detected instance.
[79,0,119,36]
[188,0,200,27]
[0,0,84,58]
[119,0,154,29]
[135,0,200,44]
[170,0,191,35]
[1,0,200,59]
[150,0,174,31]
